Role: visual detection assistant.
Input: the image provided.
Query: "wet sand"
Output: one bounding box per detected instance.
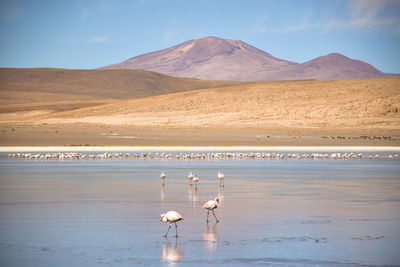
[0,153,399,266]
[1,123,399,147]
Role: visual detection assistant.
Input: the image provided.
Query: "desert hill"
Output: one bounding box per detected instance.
[99,36,390,81]
[0,68,241,113]
[0,68,240,101]
[15,77,400,132]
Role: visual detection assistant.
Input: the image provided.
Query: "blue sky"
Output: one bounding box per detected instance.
[0,0,399,73]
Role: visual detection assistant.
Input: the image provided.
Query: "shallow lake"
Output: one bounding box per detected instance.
[0,151,399,266]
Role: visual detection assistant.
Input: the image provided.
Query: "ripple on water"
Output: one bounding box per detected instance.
[351,236,385,241]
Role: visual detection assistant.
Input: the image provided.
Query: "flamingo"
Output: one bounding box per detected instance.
[217,172,225,187]
[192,174,199,189]
[160,211,184,237]
[188,172,194,185]
[161,171,166,185]
[202,197,220,222]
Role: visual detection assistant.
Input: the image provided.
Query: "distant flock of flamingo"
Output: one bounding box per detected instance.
[160,171,224,237]
[8,152,400,161]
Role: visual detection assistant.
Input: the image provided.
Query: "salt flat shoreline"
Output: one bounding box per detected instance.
[1,146,400,152]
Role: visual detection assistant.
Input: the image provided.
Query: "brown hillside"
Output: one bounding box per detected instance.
[0,68,241,100]
[13,77,400,132]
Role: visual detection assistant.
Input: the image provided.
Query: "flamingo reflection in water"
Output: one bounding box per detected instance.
[160,237,184,263]
[160,183,165,202]
[203,222,219,251]
[217,187,224,203]
[188,185,199,207]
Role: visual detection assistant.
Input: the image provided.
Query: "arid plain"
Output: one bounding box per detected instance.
[0,68,399,146]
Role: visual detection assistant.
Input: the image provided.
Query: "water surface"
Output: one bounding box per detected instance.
[0,152,399,266]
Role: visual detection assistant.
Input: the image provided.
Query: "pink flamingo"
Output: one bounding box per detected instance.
[192,174,199,189]
[202,197,220,222]
[160,211,184,237]
[217,172,225,187]
[188,172,194,185]
[161,171,166,185]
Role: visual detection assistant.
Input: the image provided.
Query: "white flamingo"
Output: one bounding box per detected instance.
[161,171,166,185]
[188,172,194,185]
[192,174,199,189]
[202,197,220,222]
[160,211,184,237]
[217,172,225,187]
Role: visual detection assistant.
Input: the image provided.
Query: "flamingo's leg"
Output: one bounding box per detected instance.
[164,224,171,237]
[212,210,219,222]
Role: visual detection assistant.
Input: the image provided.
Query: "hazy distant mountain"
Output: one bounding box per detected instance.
[99,36,390,81]
[272,53,388,81]
[99,36,296,81]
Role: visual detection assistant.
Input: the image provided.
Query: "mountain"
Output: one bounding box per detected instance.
[99,36,390,81]
[272,53,387,80]
[99,36,297,81]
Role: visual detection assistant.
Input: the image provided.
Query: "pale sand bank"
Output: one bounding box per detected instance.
[1,146,400,152]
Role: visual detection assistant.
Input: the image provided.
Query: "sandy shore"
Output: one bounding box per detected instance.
[0,123,399,147]
[1,146,400,153]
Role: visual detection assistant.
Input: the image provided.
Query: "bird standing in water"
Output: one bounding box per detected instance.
[217,172,225,187]
[161,171,166,185]
[202,197,220,222]
[160,211,184,237]
[192,174,199,189]
[188,172,194,185]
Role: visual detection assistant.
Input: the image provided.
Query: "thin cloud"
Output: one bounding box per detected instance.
[252,1,400,35]
[81,8,89,20]
[251,16,320,34]
[163,19,179,44]
[164,29,176,44]
[90,36,110,43]
[325,0,400,33]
